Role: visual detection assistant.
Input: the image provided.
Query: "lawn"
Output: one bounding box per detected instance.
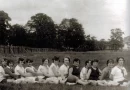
[0,51,130,90]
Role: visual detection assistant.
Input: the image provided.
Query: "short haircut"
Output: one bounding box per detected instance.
[116,57,125,63]
[7,59,14,66]
[91,59,99,65]
[18,58,24,64]
[52,56,60,62]
[106,59,114,65]
[85,60,91,66]
[26,58,33,63]
[73,58,80,64]
[63,56,70,62]
[2,58,8,62]
[42,58,49,63]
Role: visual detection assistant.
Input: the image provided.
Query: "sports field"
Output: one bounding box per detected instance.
[0,51,130,90]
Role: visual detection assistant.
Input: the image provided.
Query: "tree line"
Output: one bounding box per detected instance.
[0,10,124,51]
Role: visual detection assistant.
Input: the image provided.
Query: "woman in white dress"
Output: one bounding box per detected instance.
[48,56,60,84]
[37,58,50,83]
[110,57,129,86]
[25,59,43,83]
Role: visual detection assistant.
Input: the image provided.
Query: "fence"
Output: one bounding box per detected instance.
[0,45,58,54]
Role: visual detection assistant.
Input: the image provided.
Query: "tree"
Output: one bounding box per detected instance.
[9,24,27,46]
[26,13,56,48]
[109,28,124,50]
[58,18,85,50]
[0,11,11,45]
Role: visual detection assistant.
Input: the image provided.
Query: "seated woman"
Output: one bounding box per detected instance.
[0,58,9,83]
[110,57,129,86]
[25,59,43,83]
[14,58,31,83]
[4,59,20,80]
[99,59,116,86]
[59,56,70,84]
[67,58,88,85]
[37,58,50,83]
[80,60,91,81]
[47,56,61,84]
[87,59,104,86]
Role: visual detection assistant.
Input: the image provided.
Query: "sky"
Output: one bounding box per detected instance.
[0,0,128,40]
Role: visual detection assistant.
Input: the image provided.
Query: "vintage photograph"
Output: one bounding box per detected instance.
[0,0,130,90]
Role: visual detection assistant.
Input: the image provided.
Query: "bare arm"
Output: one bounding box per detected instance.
[86,69,92,80]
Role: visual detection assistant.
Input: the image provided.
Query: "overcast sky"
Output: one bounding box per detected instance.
[0,0,128,40]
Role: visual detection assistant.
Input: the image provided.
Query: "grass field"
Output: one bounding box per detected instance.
[0,51,130,90]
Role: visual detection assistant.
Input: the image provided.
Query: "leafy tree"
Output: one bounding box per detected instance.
[0,11,11,45]
[9,24,27,46]
[59,18,85,50]
[26,13,56,48]
[109,28,124,50]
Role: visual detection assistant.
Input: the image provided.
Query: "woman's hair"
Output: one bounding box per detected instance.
[106,59,114,66]
[63,56,70,62]
[73,58,80,64]
[42,58,49,64]
[85,60,91,66]
[91,59,99,65]
[52,56,60,62]
[116,57,125,63]
[18,58,24,64]
[7,59,14,66]
[26,58,33,63]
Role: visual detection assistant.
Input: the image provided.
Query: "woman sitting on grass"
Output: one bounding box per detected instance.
[14,57,32,83]
[66,58,89,85]
[110,57,129,86]
[25,59,44,83]
[59,56,70,84]
[4,59,20,80]
[80,60,91,81]
[87,59,105,86]
[47,56,60,84]
[0,58,9,83]
[37,58,50,83]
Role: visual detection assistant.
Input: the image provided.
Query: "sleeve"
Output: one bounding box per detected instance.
[4,68,17,78]
[110,67,115,76]
[123,67,127,76]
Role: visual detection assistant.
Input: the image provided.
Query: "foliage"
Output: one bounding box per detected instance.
[109,28,124,50]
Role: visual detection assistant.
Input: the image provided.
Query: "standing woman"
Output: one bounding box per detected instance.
[0,58,8,83]
[110,57,129,86]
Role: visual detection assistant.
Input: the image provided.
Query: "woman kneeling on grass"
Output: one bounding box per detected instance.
[0,58,9,83]
[66,58,89,85]
[110,57,130,86]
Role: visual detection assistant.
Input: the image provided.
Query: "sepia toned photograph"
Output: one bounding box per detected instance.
[0,0,130,90]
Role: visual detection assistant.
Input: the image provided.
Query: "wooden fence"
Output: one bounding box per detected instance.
[0,45,58,54]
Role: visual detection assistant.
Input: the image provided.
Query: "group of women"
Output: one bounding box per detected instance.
[0,56,129,86]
